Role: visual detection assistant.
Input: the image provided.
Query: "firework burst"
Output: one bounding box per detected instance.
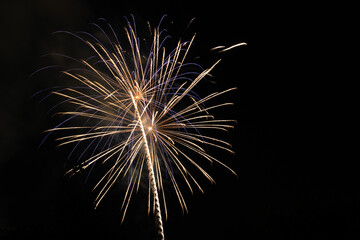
[43,16,245,239]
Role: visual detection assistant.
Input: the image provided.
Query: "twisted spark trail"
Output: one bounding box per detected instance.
[130,91,164,239]
[43,16,245,239]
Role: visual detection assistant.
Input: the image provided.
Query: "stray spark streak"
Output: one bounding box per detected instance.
[44,16,244,239]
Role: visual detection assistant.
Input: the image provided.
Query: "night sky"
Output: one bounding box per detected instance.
[0,1,355,239]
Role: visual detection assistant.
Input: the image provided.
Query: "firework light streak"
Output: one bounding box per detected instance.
[43,16,245,239]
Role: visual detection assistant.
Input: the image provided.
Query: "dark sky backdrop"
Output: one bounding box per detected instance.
[0,1,355,240]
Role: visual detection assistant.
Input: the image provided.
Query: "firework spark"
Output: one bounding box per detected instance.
[44,16,244,239]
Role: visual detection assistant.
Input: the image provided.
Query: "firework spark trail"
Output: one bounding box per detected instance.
[130,91,164,238]
[43,16,245,239]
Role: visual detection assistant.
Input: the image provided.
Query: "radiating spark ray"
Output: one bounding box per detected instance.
[219,42,247,52]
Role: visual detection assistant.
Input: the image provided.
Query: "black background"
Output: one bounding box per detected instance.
[0,1,356,239]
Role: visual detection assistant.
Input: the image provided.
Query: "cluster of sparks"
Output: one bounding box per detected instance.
[44,16,244,236]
